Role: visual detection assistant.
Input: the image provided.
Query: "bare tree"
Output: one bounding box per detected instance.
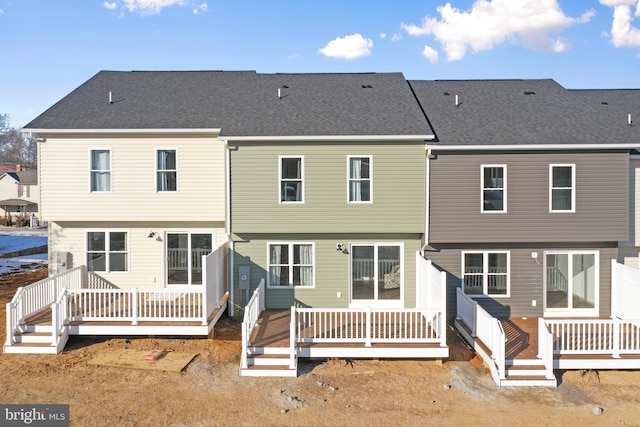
[0,114,37,168]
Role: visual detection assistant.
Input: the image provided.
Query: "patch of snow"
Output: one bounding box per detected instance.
[0,232,48,274]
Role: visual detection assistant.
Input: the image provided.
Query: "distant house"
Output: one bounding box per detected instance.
[0,167,39,224]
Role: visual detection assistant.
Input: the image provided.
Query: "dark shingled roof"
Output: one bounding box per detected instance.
[409,79,640,146]
[24,71,434,138]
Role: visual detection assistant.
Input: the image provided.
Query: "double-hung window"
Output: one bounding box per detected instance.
[462,251,509,297]
[550,164,575,212]
[481,165,506,212]
[157,149,177,192]
[87,231,128,272]
[348,156,372,203]
[90,149,111,192]
[268,243,314,287]
[279,156,303,203]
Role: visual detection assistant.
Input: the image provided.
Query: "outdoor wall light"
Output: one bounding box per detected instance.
[148,231,157,238]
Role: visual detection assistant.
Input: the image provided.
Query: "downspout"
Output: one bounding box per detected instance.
[421,147,432,255]
[224,139,236,317]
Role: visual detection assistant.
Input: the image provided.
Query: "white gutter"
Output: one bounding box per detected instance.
[22,128,221,135]
[225,135,435,142]
[427,143,640,151]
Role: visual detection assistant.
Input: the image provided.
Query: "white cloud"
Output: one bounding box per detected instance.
[0,8,4,15]
[103,2,117,10]
[193,2,207,14]
[318,33,373,60]
[391,33,403,42]
[380,33,387,39]
[600,0,640,48]
[401,0,594,61]
[422,45,439,63]
[122,0,185,14]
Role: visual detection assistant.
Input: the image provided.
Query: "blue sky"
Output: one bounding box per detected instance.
[1,0,640,128]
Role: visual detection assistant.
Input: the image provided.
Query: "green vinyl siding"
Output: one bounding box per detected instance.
[230,142,425,234]
[232,235,421,310]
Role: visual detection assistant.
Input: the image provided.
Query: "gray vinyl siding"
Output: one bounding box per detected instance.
[232,235,421,310]
[230,142,425,234]
[426,245,615,320]
[429,151,628,243]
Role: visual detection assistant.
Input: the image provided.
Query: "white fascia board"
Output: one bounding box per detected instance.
[427,143,640,151]
[224,135,435,142]
[21,128,221,135]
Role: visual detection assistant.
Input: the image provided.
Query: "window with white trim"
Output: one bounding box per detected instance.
[462,251,509,296]
[348,156,372,203]
[268,243,314,287]
[87,231,128,272]
[279,156,303,203]
[482,165,506,212]
[157,149,177,192]
[550,164,575,212]
[90,149,111,192]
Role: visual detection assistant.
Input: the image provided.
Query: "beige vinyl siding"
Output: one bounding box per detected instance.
[429,151,628,243]
[38,134,225,222]
[230,142,425,234]
[232,235,421,310]
[426,245,615,319]
[49,221,225,288]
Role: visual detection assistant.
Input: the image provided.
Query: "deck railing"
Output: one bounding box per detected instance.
[66,288,205,323]
[51,289,69,350]
[293,307,443,346]
[537,317,555,379]
[5,266,85,345]
[545,317,640,357]
[456,288,506,380]
[241,279,265,369]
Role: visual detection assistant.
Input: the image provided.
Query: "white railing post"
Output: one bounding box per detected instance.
[131,288,139,325]
[365,306,372,347]
[240,321,249,369]
[289,307,297,369]
[5,302,14,345]
[613,317,621,359]
[440,271,447,347]
[259,279,265,312]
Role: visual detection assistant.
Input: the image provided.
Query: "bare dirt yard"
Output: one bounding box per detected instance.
[2,268,640,426]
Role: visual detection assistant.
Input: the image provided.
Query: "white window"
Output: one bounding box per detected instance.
[550,164,575,212]
[462,251,509,297]
[90,149,111,192]
[268,243,314,287]
[481,165,506,213]
[87,231,128,272]
[348,156,372,203]
[157,149,177,192]
[279,156,304,203]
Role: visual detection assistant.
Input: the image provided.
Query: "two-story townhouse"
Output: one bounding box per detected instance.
[22,71,228,289]
[224,72,435,313]
[407,79,640,386]
[410,79,639,320]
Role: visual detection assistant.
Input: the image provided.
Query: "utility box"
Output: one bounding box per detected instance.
[56,252,72,273]
[238,266,251,290]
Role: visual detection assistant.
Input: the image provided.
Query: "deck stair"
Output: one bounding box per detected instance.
[501,358,557,387]
[4,319,68,355]
[240,345,297,377]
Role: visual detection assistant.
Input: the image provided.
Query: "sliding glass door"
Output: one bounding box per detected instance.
[167,232,213,285]
[351,244,402,305]
[545,251,598,315]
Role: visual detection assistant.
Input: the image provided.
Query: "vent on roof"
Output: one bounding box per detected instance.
[524,91,535,95]
[443,92,450,96]
[601,101,608,105]
[108,91,113,104]
[455,94,460,107]
[361,84,373,89]
[629,114,633,127]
